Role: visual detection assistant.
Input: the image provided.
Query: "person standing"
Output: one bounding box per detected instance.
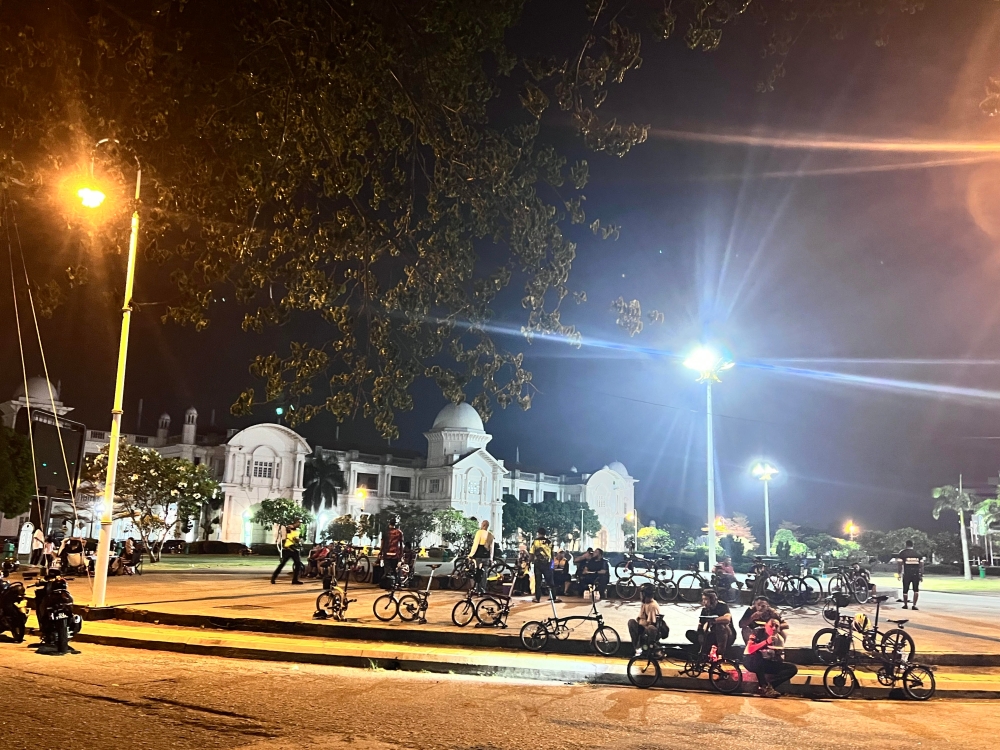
[378,517,404,586]
[529,527,555,603]
[41,537,55,572]
[468,520,495,590]
[271,520,305,585]
[897,539,924,610]
[30,527,45,566]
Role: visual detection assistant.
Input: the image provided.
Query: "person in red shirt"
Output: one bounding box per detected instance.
[379,518,405,586]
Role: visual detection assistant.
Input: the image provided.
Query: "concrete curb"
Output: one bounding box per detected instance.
[77,605,1000,667]
[47,624,1000,700]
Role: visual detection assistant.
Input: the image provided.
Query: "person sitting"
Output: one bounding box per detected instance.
[304,543,329,578]
[715,556,738,590]
[572,549,593,595]
[580,548,610,597]
[744,617,798,698]
[552,551,570,596]
[628,584,662,656]
[512,545,532,596]
[686,589,734,658]
[739,596,784,644]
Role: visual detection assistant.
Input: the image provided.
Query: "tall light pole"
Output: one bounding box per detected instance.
[684,346,734,571]
[83,139,142,609]
[751,462,778,555]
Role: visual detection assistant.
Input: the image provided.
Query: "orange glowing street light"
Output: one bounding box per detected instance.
[844,521,860,541]
[76,186,106,208]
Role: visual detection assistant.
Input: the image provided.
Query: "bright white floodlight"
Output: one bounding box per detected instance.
[752,462,778,482]
[683,346,734,382]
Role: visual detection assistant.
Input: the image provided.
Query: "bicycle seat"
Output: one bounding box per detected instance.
[886,618,908,626]
[874,595,888,603]
[428,563,443,570]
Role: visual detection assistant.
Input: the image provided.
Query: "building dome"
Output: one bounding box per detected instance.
[13,376,59,404]
[607,461,630,478]
[431,402,484,432]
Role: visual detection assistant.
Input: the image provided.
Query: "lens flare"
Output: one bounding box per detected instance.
[77,187,106,208]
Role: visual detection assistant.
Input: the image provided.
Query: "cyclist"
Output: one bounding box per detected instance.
[628,583,662,656]
[714,556,738,589]
[897,539,924,610]
[378,517,404,587]
[686,589,734,657]
[530,527,555,603]
[271,520,304,585]
[744,617,797,698]
[467,520,494,589]
[738,596,784,644]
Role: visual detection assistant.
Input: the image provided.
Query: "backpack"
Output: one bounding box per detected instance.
[533,541,550,564]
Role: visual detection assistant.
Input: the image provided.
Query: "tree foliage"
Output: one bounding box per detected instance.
[303,451,346,513]
[638,525,674,555]
[322,514,359,543]
[252,496,314,530]
[383,500,436,547]
[501,493,536,542]
[0,426,33,519]
[0,0,934,438]
[84,440,220,560]
[534,496,599,546]
[432,508,479,546]
[770,528,807,557]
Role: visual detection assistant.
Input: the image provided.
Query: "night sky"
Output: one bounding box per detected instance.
[4,2,1000,538]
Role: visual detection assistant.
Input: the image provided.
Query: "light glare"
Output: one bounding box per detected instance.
[752,462,778,481]
[77,187,106,208]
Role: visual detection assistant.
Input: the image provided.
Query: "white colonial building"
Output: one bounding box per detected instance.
[0,379,636,550]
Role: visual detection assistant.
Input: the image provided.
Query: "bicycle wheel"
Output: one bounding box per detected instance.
[316,590,343,614]
[616,577,638,600]
[901,664,936,701]
[852,576,871,604]
[654,579,678,603]
[591,625,621,656]
[373,594,399,621]
[352,555,371,583]
[451,598,476,627]
[676,573,705,603]
[797,575,823,604]
[627,655,661,688]
[811,627,843,664]
[828,574,848,597]
[708,659,743,695]
[614,560,632,578]
[449,567,470,591]
[397,593,423,622]
[880,628,916,662]
[520,620,549,651]
[764,575,785,605]
[475,596,506,627]
[823,664,858,699]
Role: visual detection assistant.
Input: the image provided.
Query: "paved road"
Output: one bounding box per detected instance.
[0,642,995,750]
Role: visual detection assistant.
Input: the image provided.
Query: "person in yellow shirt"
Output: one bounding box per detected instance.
[530,527,558,603]
[271,520,304,585]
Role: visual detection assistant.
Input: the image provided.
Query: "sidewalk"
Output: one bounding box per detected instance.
[25,614,1000,700]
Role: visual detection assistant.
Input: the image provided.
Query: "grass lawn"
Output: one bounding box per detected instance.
[870,574,1000,595]
[143,554,277,571]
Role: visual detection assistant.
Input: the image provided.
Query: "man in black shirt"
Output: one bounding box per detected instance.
[685,589,735,657]
[580,548,610,597]
[898,539,924,610]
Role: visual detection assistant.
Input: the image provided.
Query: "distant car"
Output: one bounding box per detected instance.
[160,540,186,554]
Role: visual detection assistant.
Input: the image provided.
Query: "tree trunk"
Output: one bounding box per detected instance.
[959,509,972,580]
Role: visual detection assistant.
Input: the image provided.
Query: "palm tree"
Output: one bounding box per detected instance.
[932,485,979,580]
[303,450,346,514]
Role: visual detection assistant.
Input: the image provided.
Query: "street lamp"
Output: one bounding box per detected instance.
[683,345,734,571]
[751,462,778,555]
[844,520,859,542]
[86,138,142,609]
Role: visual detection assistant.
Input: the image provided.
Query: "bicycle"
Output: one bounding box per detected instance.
[371,561,429,621]
[674,564,710,603]
[812,594,915,664]
[451,561,492,626]
[315,564,358,622]
[822,641,936,700]
[827,565,870,604]
[472,573,519,628]
[519,585,621,656]
[626,616,743,694]
[396,563,442,624]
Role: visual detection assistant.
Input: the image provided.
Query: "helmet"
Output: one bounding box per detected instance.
[853,613,870,632]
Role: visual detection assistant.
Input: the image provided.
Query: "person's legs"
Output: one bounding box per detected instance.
[770,661,798,690]
[290,549,303,583]
[910,576,920,609]
[711,623,732,656]
[596,571,609,597]
[533,564,544,602]
[272,549,291,583]
[628,619,642,649]
[384,557,399,586]
[902,576,911,608]
[685,629,702,647]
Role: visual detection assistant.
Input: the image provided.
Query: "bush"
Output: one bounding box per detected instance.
[187,541,204,555]
[203,540,229,554]
[923,564,960,575]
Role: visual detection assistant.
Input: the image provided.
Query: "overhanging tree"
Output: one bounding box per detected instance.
[0,1,936,438]
[501,493,536,543]
[303,451,347,514]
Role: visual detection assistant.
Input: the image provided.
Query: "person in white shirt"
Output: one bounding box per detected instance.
[628,583,662,655]
[30,528,45,566]
[467,520,494,589]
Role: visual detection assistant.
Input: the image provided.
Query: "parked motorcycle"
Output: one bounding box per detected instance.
[0,571,29,642]
[33,569,82,654]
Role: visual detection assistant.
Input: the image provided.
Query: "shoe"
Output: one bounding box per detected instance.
[553,598,564,603]
[533,598,540,603]
[292,580,304,585]
[912,606,919,611]
[902,604,908,609]
[763,687,781,698]
[270,579,276,584]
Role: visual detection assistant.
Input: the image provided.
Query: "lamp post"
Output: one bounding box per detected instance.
[844,520,859,542]
[751,462,778,556]
[85,139,142,609]
[683,346,734,571]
